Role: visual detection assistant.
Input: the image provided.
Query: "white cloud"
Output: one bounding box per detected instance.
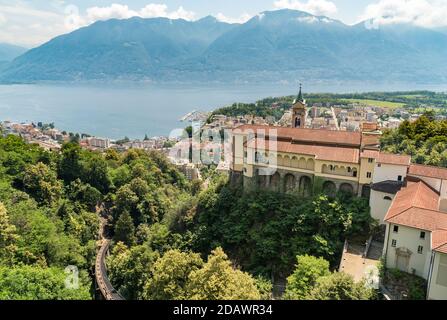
[215,13,252,24]
[83,3,196,26]
[359,0,447,28]
[0,3,66,47]
[0,2,197,47]
[273,0,338,17]
[0,12,7,26]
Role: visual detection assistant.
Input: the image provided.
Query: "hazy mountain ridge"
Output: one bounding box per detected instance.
[0,43,27,63]
[1,9,447,84]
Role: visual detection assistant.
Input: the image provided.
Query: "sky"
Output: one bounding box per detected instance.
[1,0,447,47]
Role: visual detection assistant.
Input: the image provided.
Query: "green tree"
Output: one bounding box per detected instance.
[186,247,261,300]
[66,179,102,211]
[308,272,374,300]
[0,265,91,300]
[143,250,203,300]
[107,243,158,300]
[22,162,62,206]
[58,142,83,183]
[114,211,136,246]
[84,156,111,193]
[0,202,18,265]
[285,255,331,299]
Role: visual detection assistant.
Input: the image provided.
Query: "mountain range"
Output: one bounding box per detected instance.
[1,9,447,84]
[0,43,27,70]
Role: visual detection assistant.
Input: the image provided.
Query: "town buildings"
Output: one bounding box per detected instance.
[229,91,447,299]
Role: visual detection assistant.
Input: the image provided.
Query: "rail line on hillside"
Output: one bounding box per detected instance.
[95,238,125,300]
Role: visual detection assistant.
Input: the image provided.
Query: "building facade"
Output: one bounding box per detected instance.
[229,91,447,299]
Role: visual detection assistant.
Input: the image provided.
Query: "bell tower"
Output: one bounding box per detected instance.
[291,84,307,128]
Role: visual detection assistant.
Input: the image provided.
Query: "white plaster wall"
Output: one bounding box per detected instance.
[370,190,395,224]
[373,163,408,183]
[428,252,447,300]
[385,224,431,279]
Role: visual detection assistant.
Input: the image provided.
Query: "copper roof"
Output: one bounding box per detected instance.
[377,152,411,166]
[409,164,447,180]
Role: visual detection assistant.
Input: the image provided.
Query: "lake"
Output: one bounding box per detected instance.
[0,82,446,139]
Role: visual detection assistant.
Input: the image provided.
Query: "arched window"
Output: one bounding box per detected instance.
[384,196,392,201]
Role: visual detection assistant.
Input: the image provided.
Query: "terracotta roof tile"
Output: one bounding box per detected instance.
[385,182,440,221]
[387,208,447,231]
[384,181,447,251]
[234,125,361,147]
[247,138,360,164]
[433,230,447,253]
[409,164,447,180]
[361,150,380,159]
[378,152,411,166]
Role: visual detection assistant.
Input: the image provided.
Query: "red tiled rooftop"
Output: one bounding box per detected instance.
[385,181,440,221]
[409,164,447,180]
[234,125,362,147]
[433,230,447,254]
[377,152,411,166]
[247,138,360,164]
[361,150,380,159]
[385,180,447,252]
[387,207,447,232]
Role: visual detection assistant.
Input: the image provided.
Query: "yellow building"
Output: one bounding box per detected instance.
[230,122,390,197]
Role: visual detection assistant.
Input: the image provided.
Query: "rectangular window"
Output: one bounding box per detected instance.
[393,225,399,233]
[398,175,403,181]
[420,232,426,239]
[418,246,423,254]
[377,163,382,168]
[368,158,374,163]
[391,239,397,247]
[367,172,372,178]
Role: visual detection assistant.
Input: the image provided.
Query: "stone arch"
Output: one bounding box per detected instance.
[257,170,268,188]
[277,154,283,166]
[283,155,291,167]
[323,181,337,197]
[299,176,312,197]
[306,159,315,170]
[284,174,296,192]
[270,172,281,192]
[298,157,307,169]
[291,156,299,168]
[339,183,354,195]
